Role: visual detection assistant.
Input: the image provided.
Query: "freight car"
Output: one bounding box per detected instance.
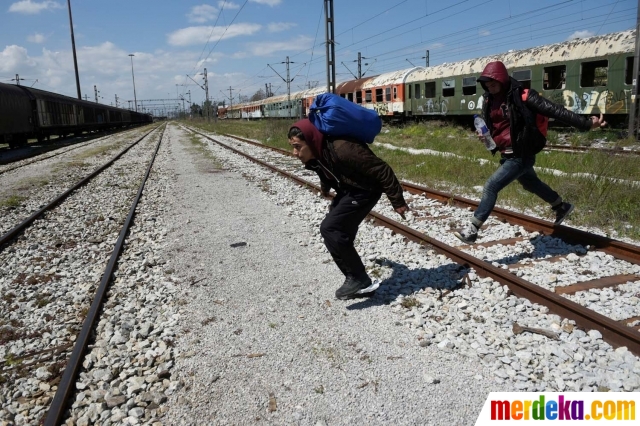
[228,30,635,125]
[0,82,152,148]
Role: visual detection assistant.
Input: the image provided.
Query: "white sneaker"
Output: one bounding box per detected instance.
[356,280,380,294]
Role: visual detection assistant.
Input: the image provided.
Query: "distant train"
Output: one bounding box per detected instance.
[0,83,153,148]
[222,30,635,125]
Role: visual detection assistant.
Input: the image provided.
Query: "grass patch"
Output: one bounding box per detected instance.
[1,195,26,209]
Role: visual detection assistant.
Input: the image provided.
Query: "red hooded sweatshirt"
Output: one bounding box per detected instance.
[480,61,511,152]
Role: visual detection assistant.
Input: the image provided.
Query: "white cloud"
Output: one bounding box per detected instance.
[267,22,296,33]
[0,45,35,72]
[220,1,240,9]
[567,30,594,40]
[27,33,46,43]
[8,0,63,14]
[249,0,282,6]
[167,23,262,46]
[244,35,312,57]
[187,4,218,23]
[479,29,490,37]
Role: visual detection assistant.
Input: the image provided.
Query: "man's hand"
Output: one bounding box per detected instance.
[590,113,607,130]
[395,205,410,219]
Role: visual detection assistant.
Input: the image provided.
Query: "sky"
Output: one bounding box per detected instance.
[1,0,636,116]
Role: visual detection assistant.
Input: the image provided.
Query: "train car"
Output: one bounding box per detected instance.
[0,84,34,147]
[0,82,152,148]
[359,67,422,121]
[404,30,635,122]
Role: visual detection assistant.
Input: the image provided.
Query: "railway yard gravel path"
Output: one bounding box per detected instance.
[2,123,640,425]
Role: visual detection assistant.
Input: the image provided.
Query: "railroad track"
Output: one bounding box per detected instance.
[0,125,154,176]
[0,125,167,425]
[185,126,640,357]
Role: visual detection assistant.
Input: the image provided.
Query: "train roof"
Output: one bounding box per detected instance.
[0,82,149,115]
[361,67,424,88]
[406,30,636,82]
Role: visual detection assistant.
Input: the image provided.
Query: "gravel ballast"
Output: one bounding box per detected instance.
[161,125,503,425]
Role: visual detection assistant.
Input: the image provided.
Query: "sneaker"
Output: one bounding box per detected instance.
[335,276,372,300]
[553,202,574,225]
[453,222,478,244]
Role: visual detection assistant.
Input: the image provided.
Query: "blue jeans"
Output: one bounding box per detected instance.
[473,155,561,224]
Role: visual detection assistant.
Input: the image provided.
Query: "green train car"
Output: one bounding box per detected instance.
[404,30,635,123]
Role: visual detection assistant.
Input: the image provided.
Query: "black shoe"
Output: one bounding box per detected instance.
[453,222,478,244]
[335,276,372,300]
[553,202,574,225]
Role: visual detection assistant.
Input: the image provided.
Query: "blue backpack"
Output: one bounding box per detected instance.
[309,93,382,144]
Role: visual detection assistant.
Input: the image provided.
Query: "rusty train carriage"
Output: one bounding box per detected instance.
[227,30,635,124]
[0,83,152,147]
[351,67,420,120]
[405,30,636,119]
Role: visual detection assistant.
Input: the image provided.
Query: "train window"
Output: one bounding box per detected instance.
[393,87,397,99]
[414,83,422,99]
[442,79,455,97]
[513,70,531,89]
[581,60,608,87]
[462,77,477,95]
[356,91,362,104]
[408,84,412,99]
[625,57,634,85]
[340,94,346,98]
[385,87,391,102]
[375,88,383,102]
[347,92,354,102]
[543,65,566,90]
[365,90,373,103]
[425,82,435,98]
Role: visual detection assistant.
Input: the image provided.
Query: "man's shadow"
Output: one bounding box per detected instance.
[477,233,588,266]
[347,258,472,310]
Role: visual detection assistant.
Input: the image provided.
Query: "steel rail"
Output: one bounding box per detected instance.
[0,125,153,174]
[0,125,161,250]
[191,128,640,356]
[45,125,166,425]
[213,130,640,265]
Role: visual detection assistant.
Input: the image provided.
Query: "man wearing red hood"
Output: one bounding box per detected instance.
[454,60,607,244]
[288,118,409,300]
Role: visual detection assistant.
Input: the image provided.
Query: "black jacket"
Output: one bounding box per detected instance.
[305,137,406,209]
[482,77,592,157]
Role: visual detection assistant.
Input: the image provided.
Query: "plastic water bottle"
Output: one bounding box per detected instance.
[473,114,496,151]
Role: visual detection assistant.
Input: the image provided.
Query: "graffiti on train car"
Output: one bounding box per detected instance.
[372,102,390,115]
[547,89,631,114]
[416,98,449,115]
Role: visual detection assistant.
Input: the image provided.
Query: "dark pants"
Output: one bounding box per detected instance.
[474,155,561,224]
[320,188,382,280]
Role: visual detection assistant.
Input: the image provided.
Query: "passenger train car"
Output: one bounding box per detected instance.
[0,82,153,148]
[224,30,635,125]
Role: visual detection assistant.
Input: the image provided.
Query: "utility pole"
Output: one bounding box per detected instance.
[204,68,210,122]
[423,50,430,67]
[628,0,640,139]
[115,94,118,108]
[129,54,137,112]
[83,94,89,101]
[325,0,336,94]
[228,86,234,111]
[94,85,98,103]
[67,0,81,99]
[358,52,362,79]
[268,57,299,118]
[12,74,24,85]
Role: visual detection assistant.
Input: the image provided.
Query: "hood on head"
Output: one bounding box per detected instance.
[290,118,324,159]
[478,61,510,92]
